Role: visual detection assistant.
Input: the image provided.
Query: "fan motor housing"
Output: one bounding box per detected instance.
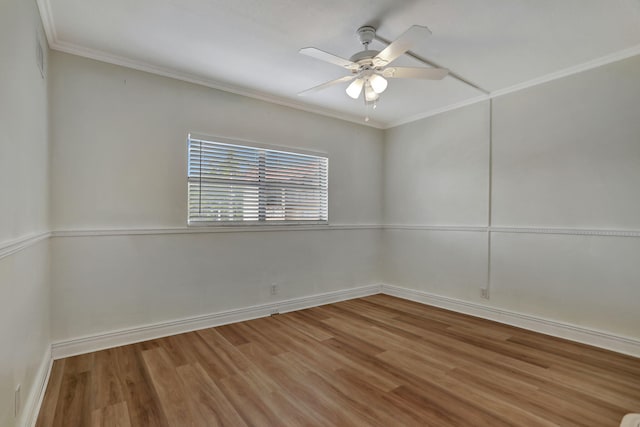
[349,50,380,64]
[351,26,381,70]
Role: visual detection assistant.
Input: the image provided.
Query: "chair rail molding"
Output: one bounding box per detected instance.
[0,232,51,260]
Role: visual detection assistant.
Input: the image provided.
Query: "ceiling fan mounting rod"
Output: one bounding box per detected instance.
[356,26,376,49]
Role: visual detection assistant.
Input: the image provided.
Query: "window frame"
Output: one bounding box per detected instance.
[187,133,329,227]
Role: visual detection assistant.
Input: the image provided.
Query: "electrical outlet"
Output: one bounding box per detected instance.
[14,384,20,417]
[481,288,490,299]
[270,284,278,295]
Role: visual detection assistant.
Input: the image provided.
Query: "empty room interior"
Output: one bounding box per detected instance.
[2,0,640,426]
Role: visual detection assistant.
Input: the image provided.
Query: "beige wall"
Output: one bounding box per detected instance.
[383,55,640,340]
[0,0,51,425]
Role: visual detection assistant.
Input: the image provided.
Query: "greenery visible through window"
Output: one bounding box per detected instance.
[188,135,328,225]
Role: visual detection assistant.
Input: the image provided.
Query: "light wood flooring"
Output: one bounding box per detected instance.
[36,294,640,426]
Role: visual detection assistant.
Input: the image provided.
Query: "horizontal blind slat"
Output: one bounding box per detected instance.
[188,136,328,224]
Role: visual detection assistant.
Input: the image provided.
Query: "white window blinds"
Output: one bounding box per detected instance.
[188,135,328,225]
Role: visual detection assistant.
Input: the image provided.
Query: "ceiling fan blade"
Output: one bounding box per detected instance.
[382,66,448,80]
[373,25,432,67]
[299,47,359,70]
[297,75,356,96]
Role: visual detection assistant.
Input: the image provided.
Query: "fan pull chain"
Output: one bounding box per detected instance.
[364,96,370,122]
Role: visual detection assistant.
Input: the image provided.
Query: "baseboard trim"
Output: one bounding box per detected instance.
[382,284,640,358]
[23,347,52,427]
[51,284,382,359]
[49,282,639,362]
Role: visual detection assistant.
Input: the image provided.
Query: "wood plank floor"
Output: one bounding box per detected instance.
[37,295,640,426]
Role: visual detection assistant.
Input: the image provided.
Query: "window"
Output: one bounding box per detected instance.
[188,134,328,225]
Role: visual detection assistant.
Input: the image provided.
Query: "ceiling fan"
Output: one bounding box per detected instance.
[298,25,448,103]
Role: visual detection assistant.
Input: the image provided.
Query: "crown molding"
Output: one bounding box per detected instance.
[36,0,640,130]
[35,0,56,47]
[35,0,384,130]
[386,44,640,127]
[490,44,640,98]
[385,95,489,129]
[51,40,386,129]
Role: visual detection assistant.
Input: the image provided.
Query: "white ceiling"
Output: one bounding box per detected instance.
[40,0,640,128]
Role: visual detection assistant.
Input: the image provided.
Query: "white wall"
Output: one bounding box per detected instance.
[490,232,640,338]
[49,52,384,342]
[0,0,51,425]
[492,57,640,229]
[383,102,490,304]
[49,49,640,347]
[489,55,640,339]
[50,53,382,229]
[383,55,640,341]
[384,102,490,227]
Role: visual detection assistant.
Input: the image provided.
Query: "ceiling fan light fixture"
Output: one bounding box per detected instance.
[369,73,388,94]
[346,78,364,99]
[364,82,379,102]
[298,24,448,121]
